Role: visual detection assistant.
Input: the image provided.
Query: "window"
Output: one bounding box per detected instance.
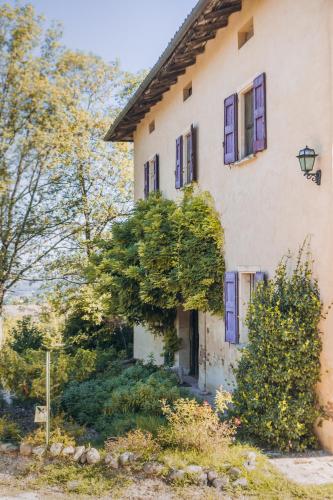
[223,73,266,165]
[183,82,192,101]
[238,272,256,343]
[184,132,192,185]
[238,18,254,49]
[149,120,155,134]
[224,270,265,344]
[244,89,254,156]
[144,154,159,198]
[175,125,197,188]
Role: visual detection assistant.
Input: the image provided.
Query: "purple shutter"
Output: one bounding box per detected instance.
[254,272,265,286]
[144,161,149,199]
[153,154,159,191]
[175,136,183,189]
[189,124,197,182]
[224,271,239,344]
[253,73,267,153]
[224,93,238,164]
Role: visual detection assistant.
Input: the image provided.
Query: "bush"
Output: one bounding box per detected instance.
[233,252,322,451]
[95,413,165,439]
[62,312,133,357]
[10,316,44,353]
[61,361,189,437]
[105,429,160,461]
[0,416,21,442]
[0,346,99,401]
[158,398,235,453]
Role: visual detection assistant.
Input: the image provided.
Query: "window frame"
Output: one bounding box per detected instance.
[180,126,192,187]
[237,80,255,162]
[237,266,261,345]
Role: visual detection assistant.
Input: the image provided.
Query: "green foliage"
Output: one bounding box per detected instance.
[61,361,188,439]
[106,429,161,461]
[0,345,102,401]
[62,311,133,357]
[233,251,322,451]
[158,398,235,453]
[9,316,44,353]
[96,413,165,439]
[95,189,225,356]
[0,416,21,442]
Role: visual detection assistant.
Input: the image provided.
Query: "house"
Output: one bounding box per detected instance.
[105,0,333,451]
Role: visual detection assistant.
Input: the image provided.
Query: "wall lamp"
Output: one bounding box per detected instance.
[296,146,321,185]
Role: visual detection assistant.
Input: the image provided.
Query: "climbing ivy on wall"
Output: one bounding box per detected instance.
[233,249,322,451]
[95,188,225,358]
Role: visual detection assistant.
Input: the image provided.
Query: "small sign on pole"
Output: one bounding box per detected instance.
[34,405,47,423]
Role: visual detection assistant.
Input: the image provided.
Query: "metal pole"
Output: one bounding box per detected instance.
[46,351,50,448]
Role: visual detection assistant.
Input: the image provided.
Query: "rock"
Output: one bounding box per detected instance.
[207,470,218,483]
[212,476,230,490]
[62,445,75,457]
[20,443,33,457]
[80,452,87,464]
[67,480,81,492]
[233,477,248,488]
[86,448,101,465]
[2,444,18,453]
[32,445,46,457]
[168,469,185,482]
[229,466,241,479]
[49,443,63,458]
[118,451,135,466]
[246,451,257,463]
[143,461,164,476]
[185,465,203,474]
[73,446,85,462]
[196,472,208,486]
[105,453,119,469]
[0,442,14,453]
[244,460,256,471]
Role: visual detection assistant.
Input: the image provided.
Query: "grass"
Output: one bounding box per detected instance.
[13,443,333,498]
[24,460,132,496]
[158,443,333,500]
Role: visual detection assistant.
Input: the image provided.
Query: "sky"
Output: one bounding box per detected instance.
[2,0,198,73]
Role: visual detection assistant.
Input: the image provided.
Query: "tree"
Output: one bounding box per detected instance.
[10,316,44,353]
[93,189,225,358]
[0,4,144,340]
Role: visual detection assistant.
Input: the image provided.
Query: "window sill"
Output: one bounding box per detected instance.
[232,153,256,167]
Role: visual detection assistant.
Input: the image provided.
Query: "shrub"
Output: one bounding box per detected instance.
[104,370,181,416]
[0,416,21,442]
[95,413,165,439]
[158,398,235,453]
[105,429,160,461]
[10,316,44,353]
[0,346,99,401]
[61,362,184,428]
[233,251,322,451]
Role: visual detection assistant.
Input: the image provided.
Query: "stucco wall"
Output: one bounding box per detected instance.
[132,0,333,450]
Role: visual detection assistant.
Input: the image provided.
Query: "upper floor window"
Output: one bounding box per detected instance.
[238,18,254,49]
[149,120,155,134]
[175,125,197,188]
[183,82,192,102]
[144,154,159,199]
[223,72,266,165]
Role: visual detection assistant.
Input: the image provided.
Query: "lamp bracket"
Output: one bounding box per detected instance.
[304,170,321,186]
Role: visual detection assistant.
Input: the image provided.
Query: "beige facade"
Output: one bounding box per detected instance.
[118,0,333,451]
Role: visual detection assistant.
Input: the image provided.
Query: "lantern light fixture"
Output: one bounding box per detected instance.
[296,146,321,185]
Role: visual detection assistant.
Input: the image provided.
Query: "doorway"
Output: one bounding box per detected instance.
[189,310,199,378]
